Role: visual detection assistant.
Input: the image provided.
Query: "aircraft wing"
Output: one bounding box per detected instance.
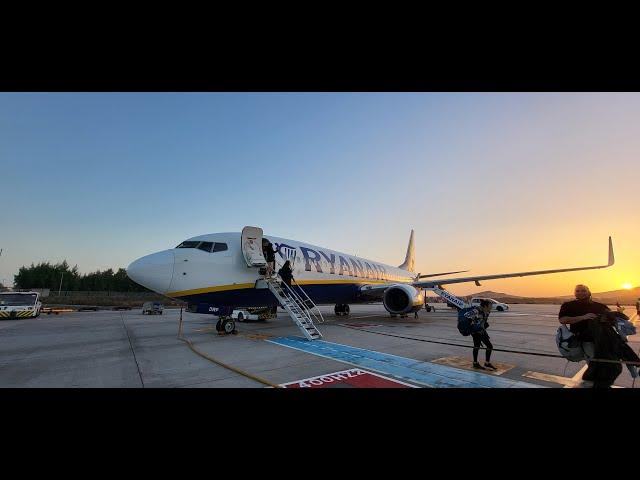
[359,237,613,295]
[414,237,614,289]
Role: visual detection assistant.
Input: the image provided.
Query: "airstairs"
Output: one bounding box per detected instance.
[265,276,324,341]
[241,225,324,341]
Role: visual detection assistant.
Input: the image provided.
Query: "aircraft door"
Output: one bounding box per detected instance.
[241,226,267,267]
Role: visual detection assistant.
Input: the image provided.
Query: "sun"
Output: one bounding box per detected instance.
[622,283,633,290]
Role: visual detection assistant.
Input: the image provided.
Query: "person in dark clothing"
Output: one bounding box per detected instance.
[278,260,294,288]
[636,298,640,318]
[470,299,496,370]
[559,284,640,387]
[262,239,276,276]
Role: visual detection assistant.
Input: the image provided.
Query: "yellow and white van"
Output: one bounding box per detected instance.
[0,292,42,319]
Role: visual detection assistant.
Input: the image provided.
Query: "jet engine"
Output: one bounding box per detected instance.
[382,284,423,315]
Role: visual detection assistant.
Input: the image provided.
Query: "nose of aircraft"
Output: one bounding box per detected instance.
[127,250,175,294]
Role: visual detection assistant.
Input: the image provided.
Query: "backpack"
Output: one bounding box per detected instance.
[555,325,595,362]
[457,307,484,337]
[614,312,636,340]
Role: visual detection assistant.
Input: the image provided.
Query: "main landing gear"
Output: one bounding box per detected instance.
[215,317,237,335]
[334,304,350,316]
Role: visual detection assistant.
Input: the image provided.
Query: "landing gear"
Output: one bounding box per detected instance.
[334,304,350,316]
[216,317,237,335]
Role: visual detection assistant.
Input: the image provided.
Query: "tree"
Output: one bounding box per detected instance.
[13,261,149,292]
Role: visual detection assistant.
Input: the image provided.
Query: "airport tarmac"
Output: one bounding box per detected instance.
[0,304,638,388]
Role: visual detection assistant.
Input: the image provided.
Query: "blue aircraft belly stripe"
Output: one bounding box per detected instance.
[267,336,543,388]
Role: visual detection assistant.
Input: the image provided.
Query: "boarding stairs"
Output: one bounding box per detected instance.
[265,276,324,341]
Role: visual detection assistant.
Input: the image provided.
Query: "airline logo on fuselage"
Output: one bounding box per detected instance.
[277,244,389,281]
[274,243,298,267]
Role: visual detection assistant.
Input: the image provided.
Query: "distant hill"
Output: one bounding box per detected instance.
[559,286,640,305]
[450,287,640,305]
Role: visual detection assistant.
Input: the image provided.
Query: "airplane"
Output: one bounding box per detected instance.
[126,226,615,324]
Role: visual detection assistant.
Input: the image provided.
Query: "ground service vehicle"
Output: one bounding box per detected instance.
[0,292,42,319]
[142,301,164,315]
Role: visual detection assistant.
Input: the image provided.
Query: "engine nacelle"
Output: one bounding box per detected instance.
[383,284,423,315]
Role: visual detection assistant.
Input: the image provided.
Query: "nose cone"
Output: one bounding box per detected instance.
[127,250,175,294]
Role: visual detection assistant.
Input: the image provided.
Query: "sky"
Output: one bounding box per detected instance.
[1,92,639,296]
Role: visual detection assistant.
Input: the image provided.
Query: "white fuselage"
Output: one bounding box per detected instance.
[127,232,414,309]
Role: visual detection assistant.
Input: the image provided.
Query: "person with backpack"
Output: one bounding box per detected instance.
[465,299,496,370]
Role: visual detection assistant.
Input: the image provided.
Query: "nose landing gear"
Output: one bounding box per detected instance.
[216,317,238,335]
[334,304,350,316]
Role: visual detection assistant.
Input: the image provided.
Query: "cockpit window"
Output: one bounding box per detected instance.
[176,240,227,252]
[176,241,200,249]
[197,242,214,252]
[212,242,228,252]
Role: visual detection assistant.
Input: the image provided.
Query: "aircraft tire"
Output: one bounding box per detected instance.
[222,319,236,334]
[216,319,223,332]
[343,304,350,316]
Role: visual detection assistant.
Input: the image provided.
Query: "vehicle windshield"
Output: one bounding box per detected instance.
[0,294,37,306]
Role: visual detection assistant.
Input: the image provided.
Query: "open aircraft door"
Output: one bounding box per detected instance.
[241,226,267,268]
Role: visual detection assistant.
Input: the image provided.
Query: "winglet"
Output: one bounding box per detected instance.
[608,236,614,266]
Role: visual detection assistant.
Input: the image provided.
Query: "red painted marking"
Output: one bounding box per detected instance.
[281,368,414,388]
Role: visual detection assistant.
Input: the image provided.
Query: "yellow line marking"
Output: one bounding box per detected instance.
[167,282,255,297]
[522,364,601,388]
[523,371,581,387]
[193,327,217,333]
[432,356,515,376]
[178,335,280,387]
[167,278,397,298]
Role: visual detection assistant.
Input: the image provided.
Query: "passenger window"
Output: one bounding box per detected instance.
[212,242,228,253]
[197,242,214,253]
[176,241,200,249]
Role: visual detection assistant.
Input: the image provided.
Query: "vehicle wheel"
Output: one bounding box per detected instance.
[497,306,504,312]
[215,319,223,332]
[237,312,245,322]
[343,304,350,316]
[334,304,342,316]
[222,318,236,334]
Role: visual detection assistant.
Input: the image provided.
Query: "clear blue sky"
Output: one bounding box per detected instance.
[1,93,639,295]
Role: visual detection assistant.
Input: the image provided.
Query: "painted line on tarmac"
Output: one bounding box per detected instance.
[267,336,543,388]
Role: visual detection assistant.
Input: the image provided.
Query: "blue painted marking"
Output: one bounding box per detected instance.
[267,336,543,388]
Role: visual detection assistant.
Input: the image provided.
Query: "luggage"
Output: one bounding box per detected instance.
[614,312,636,340]
[555,325,594,362]
[457,307,484,337]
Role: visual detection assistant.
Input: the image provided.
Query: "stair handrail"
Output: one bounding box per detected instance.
[273,275,322,325]
[290,277,325,324]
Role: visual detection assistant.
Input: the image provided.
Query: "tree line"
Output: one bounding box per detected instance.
[13,261,149,292]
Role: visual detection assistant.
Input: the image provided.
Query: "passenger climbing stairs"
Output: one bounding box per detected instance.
[265,276,324,341]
